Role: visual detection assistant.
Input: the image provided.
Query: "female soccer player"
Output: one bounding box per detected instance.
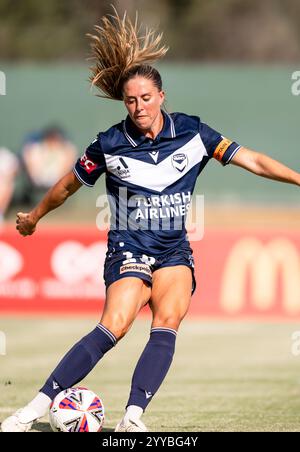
[2,11,300,432]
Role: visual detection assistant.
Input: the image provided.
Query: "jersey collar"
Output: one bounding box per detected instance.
[123,110,176,148]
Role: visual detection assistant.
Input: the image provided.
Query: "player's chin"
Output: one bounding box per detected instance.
[134,117,151,129]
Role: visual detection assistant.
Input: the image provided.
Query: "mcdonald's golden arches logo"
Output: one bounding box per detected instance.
[220,238,300,315]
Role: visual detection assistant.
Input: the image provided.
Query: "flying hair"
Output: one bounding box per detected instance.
[87,7,168,101]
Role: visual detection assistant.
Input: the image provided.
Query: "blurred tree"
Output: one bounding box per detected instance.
[0,0,112,60]
[167,0,300,62]
[0,0,300,62]
[166,0,194,20]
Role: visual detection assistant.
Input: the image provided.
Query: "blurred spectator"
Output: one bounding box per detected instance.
[0,147,19,223]
[21,126,77,203]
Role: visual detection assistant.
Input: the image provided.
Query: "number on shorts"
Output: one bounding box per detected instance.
[122,251,137,264]
[141,254,156,265]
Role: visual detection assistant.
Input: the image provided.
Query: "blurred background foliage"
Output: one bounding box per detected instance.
[1,0,300,62]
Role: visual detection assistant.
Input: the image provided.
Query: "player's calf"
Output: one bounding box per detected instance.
[40,323,117,400]
[127,327,177,410]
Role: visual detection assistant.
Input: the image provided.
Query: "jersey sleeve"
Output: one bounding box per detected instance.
[73,136,106,187]
[199,122,241,166]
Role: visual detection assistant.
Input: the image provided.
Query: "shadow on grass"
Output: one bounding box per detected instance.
[0,421,52,433]
[33,422,115,432]
[32,422,52,432]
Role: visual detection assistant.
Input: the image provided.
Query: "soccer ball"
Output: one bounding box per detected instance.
[49,387,105,432]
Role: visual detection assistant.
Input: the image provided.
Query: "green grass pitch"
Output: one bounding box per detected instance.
[0,317,300,432]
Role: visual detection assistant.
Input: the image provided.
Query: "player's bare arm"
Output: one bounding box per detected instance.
[230,146,300,186]
[16,171,82,237]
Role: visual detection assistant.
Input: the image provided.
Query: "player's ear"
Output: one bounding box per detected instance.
[159,90,165,106]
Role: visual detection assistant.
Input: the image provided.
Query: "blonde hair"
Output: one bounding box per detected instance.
[87,7,168,100]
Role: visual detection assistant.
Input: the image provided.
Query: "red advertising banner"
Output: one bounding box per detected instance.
[0,226,299,319]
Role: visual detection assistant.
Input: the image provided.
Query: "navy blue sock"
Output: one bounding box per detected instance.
[40,324,116,400]
[127,327,177,410]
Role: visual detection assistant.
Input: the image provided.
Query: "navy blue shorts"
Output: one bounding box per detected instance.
[103,246,196,294]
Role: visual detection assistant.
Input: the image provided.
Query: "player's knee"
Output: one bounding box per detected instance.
[152,312,185,331]
[101,313,132,341]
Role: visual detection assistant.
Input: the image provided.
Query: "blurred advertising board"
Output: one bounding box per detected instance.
[0,227,299,319]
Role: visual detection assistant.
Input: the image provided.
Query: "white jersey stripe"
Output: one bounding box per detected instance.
[225,145,241,164]
[104,133,207,192]
[166,113,176,138]
[73,168,94,187]
[123,122,138,147]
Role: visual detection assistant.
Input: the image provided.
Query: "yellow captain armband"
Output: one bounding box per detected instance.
[213,138,233,162]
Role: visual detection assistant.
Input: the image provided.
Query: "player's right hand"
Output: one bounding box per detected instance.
[16,212,37,237]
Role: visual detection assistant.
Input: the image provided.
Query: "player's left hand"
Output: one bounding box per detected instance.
[16,212,37,237]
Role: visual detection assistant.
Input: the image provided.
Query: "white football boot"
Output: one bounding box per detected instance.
[115,417,148,432]
[1,406,40,432]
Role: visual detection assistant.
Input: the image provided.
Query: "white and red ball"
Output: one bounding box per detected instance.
[49,387,105,432]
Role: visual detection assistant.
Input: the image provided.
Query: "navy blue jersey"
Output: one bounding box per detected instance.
[74,111,241,255]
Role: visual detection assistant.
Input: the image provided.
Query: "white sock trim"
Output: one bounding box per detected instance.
[151,327,177,337]
[97,323,117,345]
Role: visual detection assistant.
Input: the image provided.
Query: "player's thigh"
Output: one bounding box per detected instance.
[100,277,152,339]
[150,265,193,330]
